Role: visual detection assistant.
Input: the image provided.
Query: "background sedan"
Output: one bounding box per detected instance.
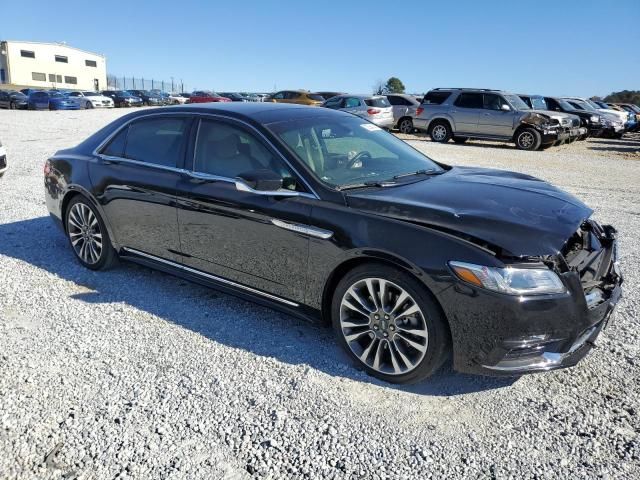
[0,90,28,109]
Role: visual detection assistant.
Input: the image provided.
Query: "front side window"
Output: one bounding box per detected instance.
[454,92,483,109]
[344,97,361,108]
[530,97,547,110]
[269,114,443,189]
[124,117,189,167]
[483,94,509,111]
[194,120,295,186]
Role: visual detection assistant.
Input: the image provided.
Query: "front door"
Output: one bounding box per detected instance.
[478,94,516,137]
[90,115,192,262]
[175,117,314,303]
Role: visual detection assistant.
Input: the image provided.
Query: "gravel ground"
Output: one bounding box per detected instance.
[0,108,638,480]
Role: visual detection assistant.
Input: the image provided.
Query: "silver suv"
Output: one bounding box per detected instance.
[385,93,420,133]
[321,94,394,129]
[414,88,569,150]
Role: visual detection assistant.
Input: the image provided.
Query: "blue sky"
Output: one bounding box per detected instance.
[3,0,639,96]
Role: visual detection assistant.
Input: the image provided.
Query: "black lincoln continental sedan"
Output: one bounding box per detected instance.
[44,103,623,383]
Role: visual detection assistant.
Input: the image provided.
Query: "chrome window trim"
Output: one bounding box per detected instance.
[92,111,321,200]
[121,247,299,307]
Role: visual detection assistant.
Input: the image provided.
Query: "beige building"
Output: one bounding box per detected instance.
[0,40,107,91]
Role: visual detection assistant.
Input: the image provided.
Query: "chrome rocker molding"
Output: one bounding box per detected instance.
[270,219,333,239]
[121,247,300,307]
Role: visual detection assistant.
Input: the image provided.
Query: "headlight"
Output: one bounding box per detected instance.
[449,261,566,295]
[590,115,600,123]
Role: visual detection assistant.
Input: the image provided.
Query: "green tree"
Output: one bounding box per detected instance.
[385,77,405,94]
[603,90,640,104]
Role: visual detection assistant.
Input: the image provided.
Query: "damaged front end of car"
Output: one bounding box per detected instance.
[443,218,623,376]
[520,112,570,146]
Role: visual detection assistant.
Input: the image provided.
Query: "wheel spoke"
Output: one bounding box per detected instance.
[347,287,374,313]
[388,341,401,374]
[343,299,370,318]
[397,326,428,339]
[396,303,420,320]
[359,337,377,362]
[372,340,384,371]
[392,339,414,369]
[344,329,373,343]
[396,333,427,353]
[389,290,410,316]
[365,279,380,310]
[342,319,369,329]
[378,279,388,311]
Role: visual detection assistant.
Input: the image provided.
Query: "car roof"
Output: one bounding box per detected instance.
[126,102,350,123]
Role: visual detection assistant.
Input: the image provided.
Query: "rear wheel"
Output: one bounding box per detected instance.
[332,264,450,384]
[398,117,414,134]
[65,196,117,270]
[515,127,542,150]
[9,101,15,110]
[429,121,452,143]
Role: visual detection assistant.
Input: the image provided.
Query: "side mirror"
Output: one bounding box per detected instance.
[501,104,511,111]
[236,169,283,192]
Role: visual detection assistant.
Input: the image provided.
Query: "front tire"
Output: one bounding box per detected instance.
[331,264,450,384]
[9,101,15,110]
[85,101,93,109]
[515,127,542,150]
[429,121,452,143]
[65,196,117,270]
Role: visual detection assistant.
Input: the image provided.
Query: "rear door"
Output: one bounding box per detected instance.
[452,92,482,133]
[478,93,516,137]
[387,95,413,123]
[90,114,192,262]
[341,97,364,117]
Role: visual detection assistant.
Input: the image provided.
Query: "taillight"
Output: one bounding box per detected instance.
[367,108,380,115]
[416,107,424,116]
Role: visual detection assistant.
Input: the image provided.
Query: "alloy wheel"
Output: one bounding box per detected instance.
[67,203,103,264]
[399,119,413,134]
[431,125,447,141]
[518,131,534,149]
[339,278,428,375]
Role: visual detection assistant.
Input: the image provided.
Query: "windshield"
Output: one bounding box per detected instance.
[569,99,595,111]
[557,98,576,110]
[268,114,444,189]
[585,99,604,110]
[530,96,547,110]
[307,94,326,101]
[83,91,99,96]
[504,94,530,110]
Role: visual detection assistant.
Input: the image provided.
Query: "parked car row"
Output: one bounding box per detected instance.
[410,88,637,150]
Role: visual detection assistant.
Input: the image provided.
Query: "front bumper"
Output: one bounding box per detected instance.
[438,229,622,376]
[541,128,569,145]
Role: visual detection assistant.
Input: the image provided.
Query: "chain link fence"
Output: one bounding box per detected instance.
[106,74,188,93]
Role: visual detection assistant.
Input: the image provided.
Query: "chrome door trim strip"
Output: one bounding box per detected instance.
[270,219,333,239]
[121,247,299,307]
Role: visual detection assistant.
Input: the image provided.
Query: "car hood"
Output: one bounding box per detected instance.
[346,166,592,256]
[89,95,111,102]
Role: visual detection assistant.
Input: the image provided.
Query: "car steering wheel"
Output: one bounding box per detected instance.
[347,151,372,169]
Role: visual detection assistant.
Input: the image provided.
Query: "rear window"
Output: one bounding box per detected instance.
[422,91,451,105]
[364,97,390,108]
[454,92,483,109]
[124,117,189,168]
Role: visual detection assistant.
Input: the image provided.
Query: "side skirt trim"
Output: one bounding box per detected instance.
[121,247,299,307]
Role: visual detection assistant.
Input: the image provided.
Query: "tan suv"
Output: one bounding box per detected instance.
[268,90,324,106]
